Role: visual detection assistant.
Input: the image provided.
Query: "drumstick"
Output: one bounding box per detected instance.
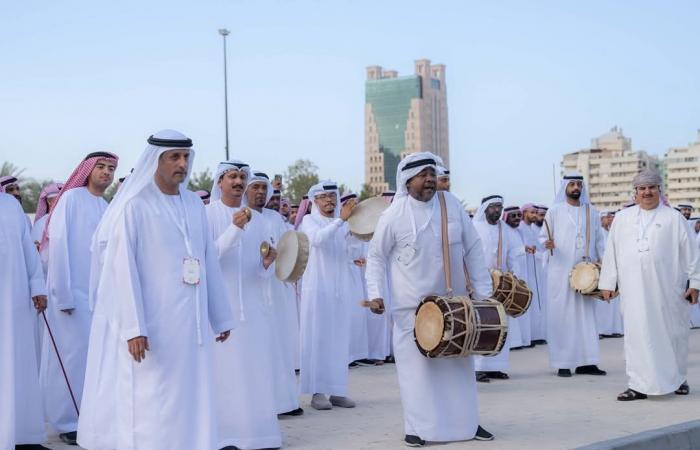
[543,219,553,256]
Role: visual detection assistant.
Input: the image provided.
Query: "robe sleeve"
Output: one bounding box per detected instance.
[592,208,606,260]
[201,207,237,334]
[307,218,344,248]
[461,210,492,300]
[214,224,244,258]
[20,206,46,297]
[679,215,700,290]
[366,213,393,301]
[597,219,618,291]
[47,192,75,310]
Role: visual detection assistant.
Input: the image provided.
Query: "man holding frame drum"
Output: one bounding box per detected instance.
[365,152,495,447]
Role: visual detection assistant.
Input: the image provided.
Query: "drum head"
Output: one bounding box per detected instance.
[415,301,444,352]
[347,197,389,241]
[275,231,309,282]
[570,262,598,293]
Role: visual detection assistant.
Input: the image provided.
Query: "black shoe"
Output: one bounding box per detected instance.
[15,445,52,450]
[532,339,547,345]
[220,446,240,450]
[279,407,304,417]
[404,434,425,447]
[575,365,607,376]
[349,361,359,368]
[385,355,395,364]
[510,346,524,351]
[476,371,490,383]
[474,425,494,441]
[485,371,509,379]
[59,431,78,445]
[558,369,572,377]
[611,333,623,338]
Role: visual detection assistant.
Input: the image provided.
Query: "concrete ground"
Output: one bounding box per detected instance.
[47,330,699,450]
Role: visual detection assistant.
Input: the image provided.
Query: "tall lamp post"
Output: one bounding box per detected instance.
[218,28,230,160]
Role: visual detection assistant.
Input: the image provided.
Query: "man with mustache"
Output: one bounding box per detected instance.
[599,170,700,400]
[206,164,283,449]
[299,180,358,410]
[78,130,234,450]
[520,203,547,344]
[0,175,23,204]
[39,150,118,445]
[472,197,523,381]
[504,206,534,348]
[366,152,494,446]
[539,173,607,378]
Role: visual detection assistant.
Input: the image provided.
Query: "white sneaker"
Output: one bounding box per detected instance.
[329,395,356,408]
[311,393,332,410]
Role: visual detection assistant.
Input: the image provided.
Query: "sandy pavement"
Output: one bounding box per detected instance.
[46,329,699,450]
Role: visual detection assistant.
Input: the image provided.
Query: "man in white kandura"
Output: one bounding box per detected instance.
[40,151,118,445]
[366,152,494,447]
[472,196,523,382]
[599,170,700,400]
[595,211,624,338]
[78,130,235,450]
[1,193,50,450]
[206,163,283,449]
[540,173,607,378]
[503,206,533,347]
[299,180,357,410]
[520,203,547,345]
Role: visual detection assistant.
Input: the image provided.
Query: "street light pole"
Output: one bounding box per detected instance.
[218,28,230,160]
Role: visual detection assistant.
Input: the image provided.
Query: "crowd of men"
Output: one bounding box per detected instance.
[2,131,699,450]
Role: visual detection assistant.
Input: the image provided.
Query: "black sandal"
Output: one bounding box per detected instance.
[617,388,647,401]
[675,382,689,395]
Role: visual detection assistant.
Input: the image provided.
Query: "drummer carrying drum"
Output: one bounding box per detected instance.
[365,152,495,447]
[539,173,608,378]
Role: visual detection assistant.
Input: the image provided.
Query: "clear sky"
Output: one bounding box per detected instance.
[2,0,699,207]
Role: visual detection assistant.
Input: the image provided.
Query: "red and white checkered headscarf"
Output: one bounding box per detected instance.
[40,152,118,250]
[34,182,64,224]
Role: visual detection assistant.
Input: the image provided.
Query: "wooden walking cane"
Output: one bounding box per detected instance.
[42,311,80,416]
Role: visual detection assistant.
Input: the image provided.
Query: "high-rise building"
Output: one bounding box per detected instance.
[561,127,660,210]
[365,59,449,193]
[664,131,700,209]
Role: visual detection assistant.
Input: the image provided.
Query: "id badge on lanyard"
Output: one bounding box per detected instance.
[183,257,201,285]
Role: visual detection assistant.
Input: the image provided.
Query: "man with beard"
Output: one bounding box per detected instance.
[600,170,699,400]
[247,171,302,418]
[535,205,547,226]
[678,204,693,220]
[539,173,606,378]
[1,193,51,450]
[299,181,357,410]
[78,130,234,450]
[472,197,523,381]
[436,167,450,192]
[504,206,534,347]
[40,151,118,445]
[266,188,282,212]
[206,164,283,449]
[366,152,494,446]
[0,175,22,204]
[520,204,547,344]
[280,197,292,223]
[596,211,623,338]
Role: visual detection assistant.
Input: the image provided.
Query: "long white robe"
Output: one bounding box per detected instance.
[41,186,107,433]
[599,205,700,394]
[30,215,48,366]
[78,186,235,450]
[472,220,523,371]
[531,223,548,341]
[0,193,47,449]
[299,212,353,396]
[261,208,301,414]
[688,223,700,328]
[206,201,282,449]
[519,222,546,341]
[366,267,392,360]
[595,228,624,335]
[539,202,605,370]
[346,234,370,363]
[366,193,492,441]
[507,224,532,346]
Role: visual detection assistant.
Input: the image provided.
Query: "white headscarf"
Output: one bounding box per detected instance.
[210,159,251,202]
[395,151,439,199]
[307,180,340,219]
[474,195,504,223]
[90,129,195,309]
[243,169,273,207]
[553,172,590,205]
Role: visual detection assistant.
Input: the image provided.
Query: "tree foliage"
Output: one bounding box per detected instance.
[188,168,214,193]
[359,183,373,201]
[283,159,319,204]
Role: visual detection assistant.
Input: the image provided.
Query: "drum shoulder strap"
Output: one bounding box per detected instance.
[497,221,503,270]
[438,191,453,297]
[584,203,590,261]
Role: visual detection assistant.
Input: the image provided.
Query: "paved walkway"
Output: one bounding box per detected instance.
[47,329,700,449]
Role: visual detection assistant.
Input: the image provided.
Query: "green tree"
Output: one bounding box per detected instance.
[1,161,25,178]
[283,159,319,204]
[188,168,214,193]
[359,183,373,201]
